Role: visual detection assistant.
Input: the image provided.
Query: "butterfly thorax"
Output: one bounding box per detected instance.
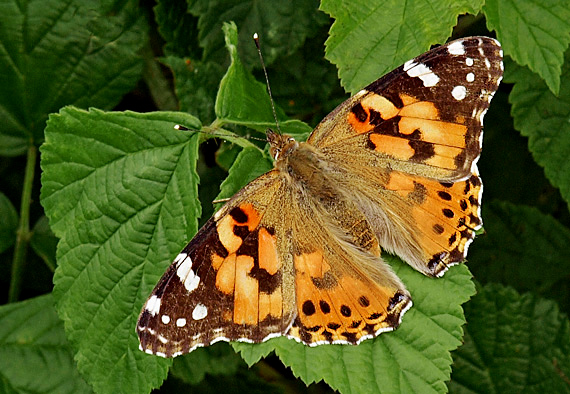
[268,132,328,190]
[267,130,385,258]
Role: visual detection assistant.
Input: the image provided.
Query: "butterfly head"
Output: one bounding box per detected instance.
[267,129,298,161]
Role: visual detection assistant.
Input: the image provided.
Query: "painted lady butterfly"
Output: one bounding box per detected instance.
[137,36,503,357]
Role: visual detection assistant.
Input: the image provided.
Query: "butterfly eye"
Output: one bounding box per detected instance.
[287,137,295,143]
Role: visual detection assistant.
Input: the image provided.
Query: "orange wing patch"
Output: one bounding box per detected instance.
[216,203,261,254]
[288,250,411,344]
[384,170,482,276]
[348,91,470,172]
[211,204,284,325]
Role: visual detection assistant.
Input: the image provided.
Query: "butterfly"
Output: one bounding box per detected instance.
[137,36,503,357]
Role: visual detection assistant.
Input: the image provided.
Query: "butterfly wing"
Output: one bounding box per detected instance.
[306,37,502,276]
[137,166,411,356]
[282,180,412,345]
[309,36,502,181]
[137,171,292,356]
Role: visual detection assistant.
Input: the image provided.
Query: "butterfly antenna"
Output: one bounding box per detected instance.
[174,124,267,142]
[254,33,282,135]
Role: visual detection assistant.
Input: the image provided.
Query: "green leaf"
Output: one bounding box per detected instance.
[162,56,225,124]
[0,0,147,154]
[266,30,346,126]
[216,147,273,202]
[170,342,244,385]
[215,22,312,137]
[154,0,200,58]
[476,90,556,210]
[215,142,242,171]
[40,108,203,394]
[30,216,58,272]
[0,191,18,254]
[235,259,476,394]
[449,284,570,393]
[189,0,327,66]
[469,202,570,296]
[321,0,483,94]
[509,48,570,209]
[0,135,28,157]
[484,0,570,95]
[0,294,92,394]
[502,55,534,84]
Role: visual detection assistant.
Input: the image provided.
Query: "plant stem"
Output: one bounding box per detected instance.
[9,144,37,303]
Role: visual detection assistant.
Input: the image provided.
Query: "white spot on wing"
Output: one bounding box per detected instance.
[192,303,208,320]
[404,60,440,87]
[466,57,474,66]
[484,58,491,69]
[161,314,170,324]
[403,59,415,71]
[176,318,187,327]
[145,295,161,316]
[466,72,475,82]
[452,85,467,100]
[176,254,201,292]
[184,272,200,292]
[447,40,465,55]
[478,108,488,124]
[174,252,187,265]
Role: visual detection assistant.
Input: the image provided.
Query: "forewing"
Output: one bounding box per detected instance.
[308,36,503,182]
[137,171,294,357]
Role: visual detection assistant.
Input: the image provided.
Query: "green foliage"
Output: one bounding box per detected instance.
[216,147,273,202]
[449,284,570,393]
[188,0,328,66]
[321,0,483,93]
[0,0,146,156]
[215,23,313,137]
[170,342,245,384]
[0,0,569,393]
[42,109,203,393]
[0,192,18,254]
[484,0,570,95]
[469,202,570,302]
[0,294,92,394]
[508,49,570,213]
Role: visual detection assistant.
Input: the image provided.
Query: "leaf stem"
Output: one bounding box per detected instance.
[9,144,37,303]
